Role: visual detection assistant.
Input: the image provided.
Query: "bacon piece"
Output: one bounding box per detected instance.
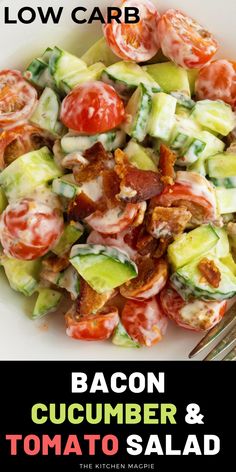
[42,254,70,273]
[120,257,168,300]
[115,148,164,203]
[67,192,98,221]
[73,142,113,184]
[102,169,121,208]
[159,144,176,185]
[147,206,192,239]
[79,279,114,316]
[198,258,221,288]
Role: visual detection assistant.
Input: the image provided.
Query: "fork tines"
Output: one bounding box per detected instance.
[189,302,236,359]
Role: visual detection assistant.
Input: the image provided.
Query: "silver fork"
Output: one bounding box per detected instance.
[189,302,236,361]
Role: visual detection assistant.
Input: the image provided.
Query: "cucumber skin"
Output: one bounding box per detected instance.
[123,84,152,142]
[210,177,236,188]
[112,322,141,348]
[32,288,62,319]
[171,272,236,301]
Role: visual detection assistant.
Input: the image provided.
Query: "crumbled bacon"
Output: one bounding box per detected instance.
[42,254,70,273]
[114,149,164,203]
[68,192,98,221]
[123,224,169,259]
[198,258,221,288]
[159,144,176,185]
[73,142,113,184]
[79,279,114,315]
[147,206,192,239]
[102,169,121,208]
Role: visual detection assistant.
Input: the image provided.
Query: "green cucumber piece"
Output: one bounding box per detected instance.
[220,253,236,275]
[124,140,157,171]
[24,50,55,89]
[148,92,177,141]
[207,152,236,178]
[210,177,236,188]
[216,188,236,214]
[49,46,87,90]
[30,87,65,136]
[191,100,236,136]
[61,129,126,154]
[0,188,7,214]
[168,224,219,270]
[0,147,62,201]
[112,322,140,348]
[170,116,200,153]
[171,254,236,301]
[0,255,41,296]
[61,63,105,94]
[122,84,152,142]
[70,244,138,293]
[102,61,161,95]
[52,222,83,256]
[145,62,190,95]
[189,131,225,176]
[211,227,229,258]
[58,266,80,300]
[81,37,119,66]
[170,92,195,109]
[187,69,199,95]
[32,288,62,319]
[52,174,79,199]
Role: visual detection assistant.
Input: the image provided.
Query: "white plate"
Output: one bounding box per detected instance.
[0,0,235,360]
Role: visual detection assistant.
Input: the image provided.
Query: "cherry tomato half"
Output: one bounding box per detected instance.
[103,0,160,62]
[65,305,119,341]
[0,198,64,260]
[0,123,53,170]
[157,9,218,69]
[85,202,146,235]
[121,297,168,347]
[196,59,236,109]
[160,284,226,331]
[0,70,37,127]
[60,81,125,134]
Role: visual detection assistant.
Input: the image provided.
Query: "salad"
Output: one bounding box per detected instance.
[1,1,236,349]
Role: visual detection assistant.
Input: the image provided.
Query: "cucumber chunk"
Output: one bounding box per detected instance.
[179,138,206,166]
[221,253,236,275]
[122,84,152,142]
[0,147,62,201]
[0,255,41,296]
[70,244,138,293]
[61,130,126,154]
[61,63,105,94]
[30,87,65,136]
[112,322,140,348]
[58,266,80,300]
[211,227,229,258]
[32,288,62,319]
[187,69,199,95]
[102,61,161,95]
[170,116,200,153]
[145,62,190,95]
[191,100,236,136]
[81,37,119,66]
[170,92,195,109]
[49,46,87,90]
[189,131,225,176]
[0,188,7,214]
[171,254,236,301]
[52,222,83,256]
[24,49,55,89]
[207,152,236,178]
[148,92,177,141]
[210,177,236,188]
[52,174,79,199]
[124,140,157,171]
[215,188,236,214]
[168,224,219,270]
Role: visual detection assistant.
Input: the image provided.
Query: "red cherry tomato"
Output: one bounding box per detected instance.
[151,171,218,225]
[196,60,236,109]
[160,284,226,331]
[87,229,138,260]
[157,9,218,69]
[103,0,160,62]
[0,70,37,127]
[0,199,64,260]
[0,123,53,170]
[65,305,119,341]
[121,297,168,347]
[85,202,146,235]
[60,81,125,134]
